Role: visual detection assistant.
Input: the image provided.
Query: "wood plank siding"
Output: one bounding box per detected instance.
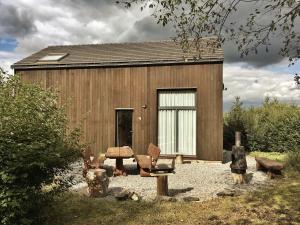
[16,63,223,161]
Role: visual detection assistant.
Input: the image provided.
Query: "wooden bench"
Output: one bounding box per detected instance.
[255,157,284,178]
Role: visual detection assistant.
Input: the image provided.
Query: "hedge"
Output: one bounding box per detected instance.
[224,97,300,152]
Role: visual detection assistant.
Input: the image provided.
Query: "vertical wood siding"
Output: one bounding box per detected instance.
[17,63,223,160]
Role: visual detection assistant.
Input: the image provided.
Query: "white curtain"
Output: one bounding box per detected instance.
[159,92,195,107]
[178,110,196,155]
[158,91,196,155]
[158,110,176,154]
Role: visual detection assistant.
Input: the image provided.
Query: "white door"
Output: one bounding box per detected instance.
[158,90,196,156]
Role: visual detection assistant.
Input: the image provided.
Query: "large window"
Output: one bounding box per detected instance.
[158,90,196,155]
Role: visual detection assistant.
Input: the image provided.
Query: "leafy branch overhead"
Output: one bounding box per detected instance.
[118,0,300,62]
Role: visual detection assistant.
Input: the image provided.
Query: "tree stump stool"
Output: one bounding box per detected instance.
[86,169,109,197]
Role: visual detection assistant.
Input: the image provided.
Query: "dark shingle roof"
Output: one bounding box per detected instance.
[12,38,223,69]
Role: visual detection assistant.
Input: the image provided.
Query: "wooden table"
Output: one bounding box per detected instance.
[105,147,134,176]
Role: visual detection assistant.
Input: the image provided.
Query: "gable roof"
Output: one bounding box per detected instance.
[12,38,223,69]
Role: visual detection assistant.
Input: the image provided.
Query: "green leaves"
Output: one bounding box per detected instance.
[0,72,81,225]
[224,97,300,153]
[119,0,300,62]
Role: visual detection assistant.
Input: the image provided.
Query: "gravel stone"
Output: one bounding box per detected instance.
[68,156,270,201]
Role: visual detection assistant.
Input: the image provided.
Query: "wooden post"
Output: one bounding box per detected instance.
[115,158,126,176]
[235,131,241,147]
[175,154,184,164]
[157,176,168,196]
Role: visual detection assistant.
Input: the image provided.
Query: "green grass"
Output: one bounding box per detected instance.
[41,176,300,225]
[249,151,287,162]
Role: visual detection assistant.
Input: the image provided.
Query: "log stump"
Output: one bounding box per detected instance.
[157,176,168,196]
[86,169,109,197]
[175,154,184,164]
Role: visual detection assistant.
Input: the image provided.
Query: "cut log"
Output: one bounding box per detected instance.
[157,176,168,196]
[230,133,247,184]
[230,146,247,174]
[255,157,284,178]
[86,169,109,197]
[255,157,284,171]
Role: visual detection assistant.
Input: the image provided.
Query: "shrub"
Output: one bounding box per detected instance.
[0,72,81,225]
[224,97,300,152]
[285,150,300,173]
[246,98,300,152]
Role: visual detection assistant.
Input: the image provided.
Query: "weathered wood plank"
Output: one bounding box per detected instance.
[17,62,223,160]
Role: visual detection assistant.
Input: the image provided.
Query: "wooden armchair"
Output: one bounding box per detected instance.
[135,143,175,177]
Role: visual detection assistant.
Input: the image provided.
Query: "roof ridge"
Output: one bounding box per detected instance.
[47,37,219,48]
[48,39,176,48]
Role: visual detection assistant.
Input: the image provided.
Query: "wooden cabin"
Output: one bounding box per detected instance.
[12,38,224,161]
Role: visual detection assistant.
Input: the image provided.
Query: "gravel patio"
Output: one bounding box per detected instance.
[70,156,270,201]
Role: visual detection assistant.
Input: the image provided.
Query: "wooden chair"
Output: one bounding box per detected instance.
[135,143,175,177]
[82,147,106,177]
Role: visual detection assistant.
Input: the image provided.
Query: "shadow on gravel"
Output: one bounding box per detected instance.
[124,165,140,175]
[245,172,254,183]
[169,187,194,197]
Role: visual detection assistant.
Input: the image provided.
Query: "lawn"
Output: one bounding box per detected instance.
[41,152,300,225]
[249,151,287,162]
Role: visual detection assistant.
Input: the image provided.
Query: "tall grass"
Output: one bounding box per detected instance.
[286,150,300,174]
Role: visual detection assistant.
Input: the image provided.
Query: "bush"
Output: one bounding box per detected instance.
[224,97,300,152]
[286,150,300,173]
[0,72,81,225]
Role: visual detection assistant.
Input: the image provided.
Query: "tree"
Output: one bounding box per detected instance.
[223,96,248,149]
[224,96,300,152]
[0,69,81,225]
[118,0,300,64]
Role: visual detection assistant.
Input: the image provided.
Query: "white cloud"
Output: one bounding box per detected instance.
[1,0,299,110]
[224,64,300,110]
[0,51,23,73]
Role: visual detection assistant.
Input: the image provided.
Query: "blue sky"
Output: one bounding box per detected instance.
[0,0,299,111]
[0,37,17,51]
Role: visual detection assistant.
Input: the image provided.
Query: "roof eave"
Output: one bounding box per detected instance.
[12,58,224,70]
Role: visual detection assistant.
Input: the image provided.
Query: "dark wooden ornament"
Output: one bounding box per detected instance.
[230,132,247,184]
